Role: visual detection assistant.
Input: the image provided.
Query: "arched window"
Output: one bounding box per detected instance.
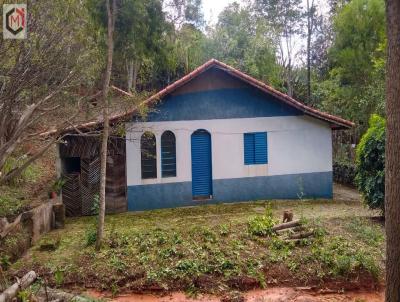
[141,132,157,179]
[161,131,176,177]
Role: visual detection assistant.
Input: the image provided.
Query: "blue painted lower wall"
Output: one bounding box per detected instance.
[127,171,333,211]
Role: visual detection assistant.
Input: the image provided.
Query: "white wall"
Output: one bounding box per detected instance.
[125,115,332,186]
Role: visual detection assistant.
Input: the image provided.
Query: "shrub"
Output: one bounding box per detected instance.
[355,115,385,214]
[248,206,277,236]
[85,228,97,246]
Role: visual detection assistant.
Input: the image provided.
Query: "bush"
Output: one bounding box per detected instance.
[355,115,385,214]
[333,161,356,186]
[248,206,277,236]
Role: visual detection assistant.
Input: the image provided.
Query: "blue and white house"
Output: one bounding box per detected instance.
[57,59,353,215]
[124,59,353,211]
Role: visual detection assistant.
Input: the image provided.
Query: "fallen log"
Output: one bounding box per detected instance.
[0,271,36,302]
[272,220,301,232]
[288,230,314,240]
[285,238,314,245]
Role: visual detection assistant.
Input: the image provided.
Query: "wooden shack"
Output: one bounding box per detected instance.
[58,135,127,216]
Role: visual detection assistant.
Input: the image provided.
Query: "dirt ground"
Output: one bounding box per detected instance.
[89,286,384,302]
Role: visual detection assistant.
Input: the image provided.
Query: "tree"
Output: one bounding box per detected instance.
[207,3,281,88]
[384,0,400,299]
[315,0,386,138]
[0,0,101,184]
[95,0,116,251]
[254,0,304,96]
[305,0,316,101]
[164,0,204,28]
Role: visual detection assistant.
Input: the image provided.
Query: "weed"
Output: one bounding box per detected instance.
[176,259,201,275]
[17,289,32,302]
[0,255,11,270]
[220,224,230,236]
[109,254,127,272]
[311,236,380,277]
[346,218,384,247]
[0,191,26,217]
[248,206,277,236]
[54,267,65,287]
[172,233,183,244]
[108,223,129,248]
[267,237,294,263]
[158,247,178,259]
[85,228,97,246]
[91,194,100,215]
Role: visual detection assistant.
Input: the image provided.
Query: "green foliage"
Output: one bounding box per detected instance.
[248,206,277,236]
[316,0,386,136]
[311,236,379,277]
[52,178,66,194]
[207,3,283,89]
[355,115,385,214]
[0,255,11,270]
[2,158,42,185]
[333,161,356,186]
[54,267,65,287]
[345,218,384,247]
[0,191,26,217]
[85,228,97,247]
[8,201,384,292]
[17,289,32,302]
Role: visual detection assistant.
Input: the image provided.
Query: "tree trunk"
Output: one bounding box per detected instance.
[127,60,133,92]
[306,0,312,102]
[127,59,140,92]
[132,59,139,92]
[95,0,116,251]
[385,0,400,300]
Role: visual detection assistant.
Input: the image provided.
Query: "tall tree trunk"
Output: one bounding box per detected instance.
[385,0,400,300]
[126,59,140,92]
[306,0,312,102]
[132,59,139,92]
[95,0,116,251]
[127,60,133,92]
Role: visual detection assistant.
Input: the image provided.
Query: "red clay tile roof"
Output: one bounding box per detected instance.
[43,59,354,136]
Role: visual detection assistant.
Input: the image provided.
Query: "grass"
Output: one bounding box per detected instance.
[0,160,43,218]
[0,189,28,218]
[10,198,385,295]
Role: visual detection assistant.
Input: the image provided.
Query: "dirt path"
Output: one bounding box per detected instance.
[88,287,384,302]
[333,183,361,202]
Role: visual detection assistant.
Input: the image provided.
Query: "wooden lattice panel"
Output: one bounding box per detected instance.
[62,173,82,217]
[81,157,100,216]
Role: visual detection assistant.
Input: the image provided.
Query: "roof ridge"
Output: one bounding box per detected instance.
[41,59,353,137]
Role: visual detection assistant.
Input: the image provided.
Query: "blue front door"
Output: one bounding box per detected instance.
[191,130,212,199]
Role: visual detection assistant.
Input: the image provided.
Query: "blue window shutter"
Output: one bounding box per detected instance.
[244,133,255,164]
[254,132,267,164]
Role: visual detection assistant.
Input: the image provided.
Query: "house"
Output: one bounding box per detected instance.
[55,59,353,215]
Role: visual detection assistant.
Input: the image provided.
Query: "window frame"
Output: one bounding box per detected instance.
[141,131,157,179]
[243,132,268,165]
[161,130,177,178]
